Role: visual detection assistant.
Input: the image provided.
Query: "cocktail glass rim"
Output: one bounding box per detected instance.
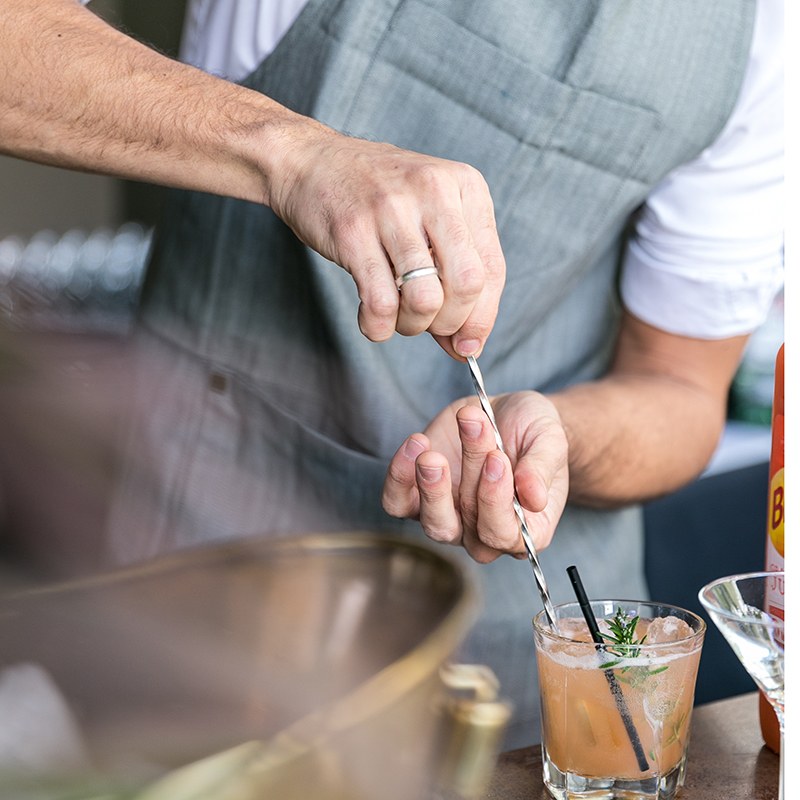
[698,570,785,628]
[532,598,706,647]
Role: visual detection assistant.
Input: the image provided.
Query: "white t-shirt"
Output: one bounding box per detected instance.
[174,0,786,339]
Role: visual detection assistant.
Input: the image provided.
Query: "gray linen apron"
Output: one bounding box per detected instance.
[108,0,754,748]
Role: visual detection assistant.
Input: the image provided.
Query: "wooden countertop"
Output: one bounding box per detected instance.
[483,693,779,799]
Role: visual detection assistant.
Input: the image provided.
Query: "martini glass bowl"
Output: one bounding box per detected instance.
[698,571,784,799]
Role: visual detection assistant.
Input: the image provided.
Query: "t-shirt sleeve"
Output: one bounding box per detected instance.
[621,0,784,339]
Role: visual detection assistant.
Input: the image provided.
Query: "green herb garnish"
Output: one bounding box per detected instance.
[598,607,646,666]
[597,607,669,682]
[603,608,645,650]
[666,710,688,746]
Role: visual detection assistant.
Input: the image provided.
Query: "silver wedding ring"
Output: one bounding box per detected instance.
[395,265,440,290]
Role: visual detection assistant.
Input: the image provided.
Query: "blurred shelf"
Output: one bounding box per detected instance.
[0,224,151,336]
[703,420,772,478]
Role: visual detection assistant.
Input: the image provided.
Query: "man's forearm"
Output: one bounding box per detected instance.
[548,312,749,509]
[549,374,726,508]
[0,0,310,207]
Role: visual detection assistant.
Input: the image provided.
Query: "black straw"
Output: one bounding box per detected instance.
[566,565,649,773]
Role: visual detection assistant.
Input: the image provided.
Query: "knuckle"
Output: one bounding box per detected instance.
[465,540,498,564]
[418,481,450,504]
[450,264,484,299]
[368,292,399,319]
[424,525,457,544]
[405,287,442,316]
[384,459,410,489]
[439,210,472,248]
[461,162,488,188]
[460,444,488,468]
[382,496,404,517]
[358,305,395,342]
[478,528,512,552]
[360,280,399,320]
[478,487,506,511]
[460,317,492,342]
[375,190,410,223]
[459,165,494,204]
[415,161,452,193]
[481,251,506,284]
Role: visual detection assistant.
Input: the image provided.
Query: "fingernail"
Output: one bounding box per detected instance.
[403,438,426,461]
[418,465,443,483]
[457,418,482,440]
[484,454,504,482]
[455,338,481,357]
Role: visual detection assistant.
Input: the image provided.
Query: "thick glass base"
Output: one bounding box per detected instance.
[542,746,687,800]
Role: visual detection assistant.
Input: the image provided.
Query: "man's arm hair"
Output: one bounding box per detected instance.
[0,0,313,207]
[549,311,749,508]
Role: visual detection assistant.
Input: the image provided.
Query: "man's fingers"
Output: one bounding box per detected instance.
[450,177,506,357]
[454,403,525,560]
[382,434,429,517]
[505,406,570,553]
[425,211,484,341]
[394,265,445,336]
[382,434,465,547]
[455,405,498,531]
[415,453,462,545]
[351,246,401,343]
[375,161,500,355]
[474,451,528,554]
[514,414,569,514]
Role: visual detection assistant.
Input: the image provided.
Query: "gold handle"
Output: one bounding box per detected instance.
[436,664,513,799]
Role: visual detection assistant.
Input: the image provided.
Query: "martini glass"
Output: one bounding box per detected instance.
[698,571,784,799]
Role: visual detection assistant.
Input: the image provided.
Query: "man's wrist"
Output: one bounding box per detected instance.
[247,105,336,215]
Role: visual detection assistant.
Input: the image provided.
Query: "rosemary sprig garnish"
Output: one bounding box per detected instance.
[598,607,645,666]
[597,607,669,681]
[666,710,688,746]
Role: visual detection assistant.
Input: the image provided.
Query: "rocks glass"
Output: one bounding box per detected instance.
[533,600,705,800]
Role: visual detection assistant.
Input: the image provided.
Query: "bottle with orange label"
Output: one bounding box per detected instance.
[760,343,784,753]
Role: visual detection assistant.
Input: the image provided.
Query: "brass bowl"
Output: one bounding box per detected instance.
[1,532,508,798]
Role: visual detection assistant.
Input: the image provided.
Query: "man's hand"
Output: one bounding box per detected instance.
[381,310,751,563]
[266,125,506,359]
[382,393,569,563]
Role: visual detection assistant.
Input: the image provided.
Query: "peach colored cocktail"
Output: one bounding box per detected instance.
[533,601,705,800]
